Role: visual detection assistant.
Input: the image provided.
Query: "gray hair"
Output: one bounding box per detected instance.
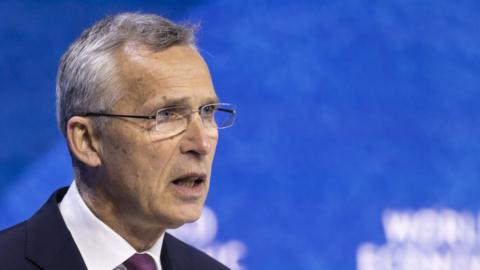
[56,12,196,137]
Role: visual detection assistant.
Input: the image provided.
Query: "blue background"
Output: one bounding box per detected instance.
[1,0,480,269]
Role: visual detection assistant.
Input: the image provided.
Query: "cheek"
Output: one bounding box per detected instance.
[145,135,181,164]
[207,127,219,145]
[209,133,219,157]
[101,142,142,192]
[134,137,183,185]
[101,130,152,183]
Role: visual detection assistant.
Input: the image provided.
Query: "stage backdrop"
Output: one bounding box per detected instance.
[1,1,480,269]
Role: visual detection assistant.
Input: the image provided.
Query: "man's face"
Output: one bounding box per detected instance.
[96,44,219,229]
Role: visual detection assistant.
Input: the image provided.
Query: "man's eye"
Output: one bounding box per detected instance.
[202,105,217,115]
[157,108,182,121]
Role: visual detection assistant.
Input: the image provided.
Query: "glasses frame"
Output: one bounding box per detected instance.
[79,102,236,131]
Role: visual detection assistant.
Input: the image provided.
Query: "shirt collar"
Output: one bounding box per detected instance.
[59,180,164,270]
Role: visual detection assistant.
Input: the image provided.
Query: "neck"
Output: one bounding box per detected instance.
[76,179,165,251]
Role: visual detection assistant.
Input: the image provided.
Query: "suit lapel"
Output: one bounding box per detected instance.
[25,187,87,270]
[161,233,175,270]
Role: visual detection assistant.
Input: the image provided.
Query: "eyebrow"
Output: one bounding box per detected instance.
[160,97,190,107]
[144,96,220,113]
[202,96,220,106]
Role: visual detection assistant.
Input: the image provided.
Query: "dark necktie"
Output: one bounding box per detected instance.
[123,253,157,270]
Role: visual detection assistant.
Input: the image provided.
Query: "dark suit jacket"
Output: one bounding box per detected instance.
[0,187,229,270]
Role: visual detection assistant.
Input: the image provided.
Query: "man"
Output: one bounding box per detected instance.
[0,12,235,270]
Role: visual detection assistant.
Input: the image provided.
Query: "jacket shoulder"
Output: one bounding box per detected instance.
[0,221,38,268]
[0,221,27,251]
[164,233,230,270]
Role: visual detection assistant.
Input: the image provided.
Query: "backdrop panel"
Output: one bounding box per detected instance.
[1,1,479,269]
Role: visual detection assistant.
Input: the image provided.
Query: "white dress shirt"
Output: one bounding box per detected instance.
[59,180,164,270]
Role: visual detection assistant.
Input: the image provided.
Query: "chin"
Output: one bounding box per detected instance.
[178,208,203,224]
[159,206,204,229]
[163,216,200,230]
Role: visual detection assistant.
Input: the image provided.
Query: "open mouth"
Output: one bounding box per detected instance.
[172,175,205,188]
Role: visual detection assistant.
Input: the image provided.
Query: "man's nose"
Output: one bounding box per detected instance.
[179,113,216,157]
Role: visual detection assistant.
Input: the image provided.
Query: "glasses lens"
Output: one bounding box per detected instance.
[213,103,236,129]
[155,107,188,137]
[154,103,236,137]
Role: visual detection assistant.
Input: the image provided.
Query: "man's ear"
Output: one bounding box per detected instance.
[66,116,102,167]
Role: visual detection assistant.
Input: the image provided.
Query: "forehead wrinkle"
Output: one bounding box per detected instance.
[116,56,172,109]
[115,44,216,113]
[119,44,210,83]
[131,75,217,111]
[122,44,204,78]
[122,63,202,107]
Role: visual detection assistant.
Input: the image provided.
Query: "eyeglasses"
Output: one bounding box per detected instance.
[80,103,236,138]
